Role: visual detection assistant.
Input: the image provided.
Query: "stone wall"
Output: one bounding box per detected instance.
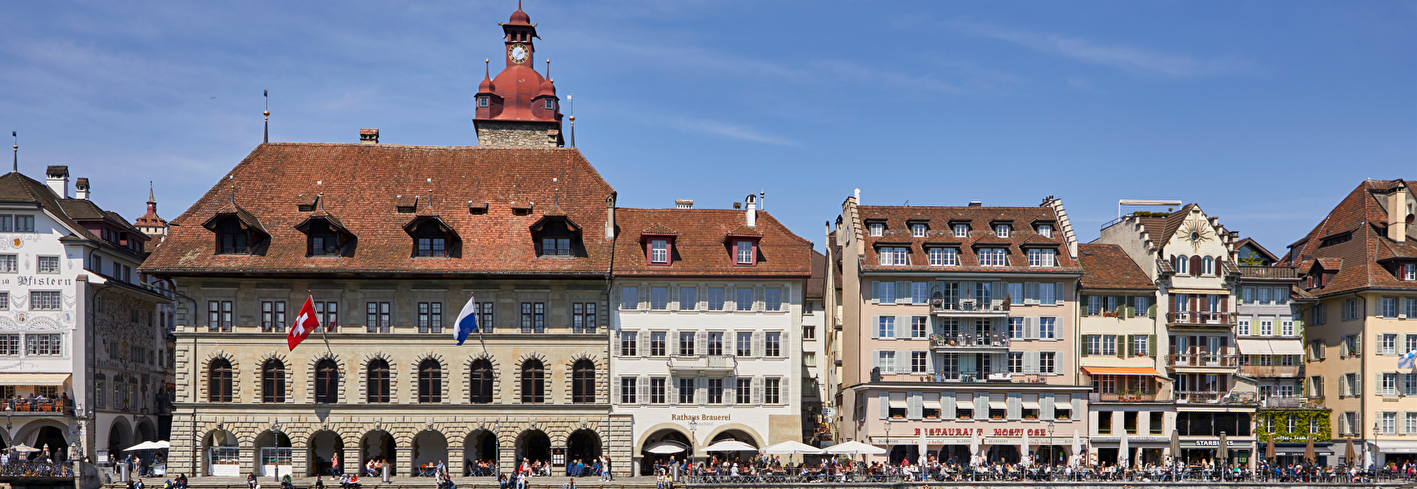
[475,121,560,148]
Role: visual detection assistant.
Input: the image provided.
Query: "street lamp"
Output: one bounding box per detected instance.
[688,418,698,472]
[1047,421,1056,464]
[271,420,283,486]
[1372,422,1380,469]
[884,417,892,464]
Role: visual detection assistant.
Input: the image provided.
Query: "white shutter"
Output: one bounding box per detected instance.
[941,392,956,419]
[639,377,650,405]
[1054,350,1064,376]
[1042,393,1055,420]
[1025,351,1039,374]
[612,330,622,356]
[908,392,923,420]
[894,316,906,339]
[975,395,988,420]
[894,350,907,374]
[612,377,622,404]
[1054,318,1065,341]
[697,377,707,404]
[639,284,650,309]
[870,316,880,339]
[726,377,737,406]
[1056,282,1066,305]
[872,281,880,304]
[669,376,679,404]
[1007,392,1021,420]
[1025,317,1037,339]
[1072,395,1082,416]
[871,350,880,372]
[669,331,679,356]
[780,330,790,357]
[754,331,765,357]
[879,391,889,420]
[896,282,910,305]
[753,376,764,404]
[696,331,707,356]
[638,330,649,358]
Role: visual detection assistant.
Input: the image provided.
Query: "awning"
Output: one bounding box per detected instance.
[988,400,1007,409]
[0,373,70,386]
[1168,288,1228,295]
[1375,440,1417,454]
[1022,401,1041,410]
[1236,339,1272,355]
[1269,340,1305,355]
[889,398,908,409]
[1081,366,1166,377]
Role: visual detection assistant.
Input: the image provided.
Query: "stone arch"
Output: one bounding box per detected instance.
[306,429,344,476]
[134,417,158,442]
[702,423,765,449]
[357,352,397,404]
[256,350,295,404]
[514,352,548,404]
[462,353,500,404]
[513,428,551,464]
[411,429,449,473]
[564,352,605,404]
[201,350,241,403]
[410,351,450,404]
[307,352,348,404]
[635,423,695,453]
[106,416,134,456]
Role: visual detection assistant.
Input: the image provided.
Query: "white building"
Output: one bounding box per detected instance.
[0,165,170,464]
[609,198,813,475]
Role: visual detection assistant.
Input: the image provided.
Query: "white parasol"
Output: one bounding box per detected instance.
[1118,429,1129,469]
[762,441,823,455]
[645,441,687,454]
[125,441,163,451]
[970,430,981,466]
[823,440,885,455]
[1020,429,1030,467]
[1071,429,1081,467]
[702,440,757,452]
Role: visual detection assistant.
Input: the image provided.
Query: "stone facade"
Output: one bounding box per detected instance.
[474,122,560,148]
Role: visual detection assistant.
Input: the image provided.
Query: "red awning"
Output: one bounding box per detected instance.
[1081,366,1165,377]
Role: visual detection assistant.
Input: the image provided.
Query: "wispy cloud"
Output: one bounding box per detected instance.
[950,20,1254,78]
[663,115,800,147]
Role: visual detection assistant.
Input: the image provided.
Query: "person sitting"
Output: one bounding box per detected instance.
[562,478,575,489]
[281,474,292,489]
[314,475,324,489]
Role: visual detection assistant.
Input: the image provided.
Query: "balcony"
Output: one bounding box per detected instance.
[926,369,1046,384]
[1092,392,1166,403]
[666,355,737,373]
[0,398,74,416]
[1237,365,1302,378]
[1166,353,1241,368]
[930,332,1010,351]
[1261,396,1324,409]
[1177,390,1258,405]
[930,298,1009,316]
[1166,311,1236,327]
[1239,266,1297,280]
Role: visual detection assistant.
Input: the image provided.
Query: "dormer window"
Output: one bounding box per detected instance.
[479,97,490,108]
[995,225,1010,238]
[1402,264,1416,281]
[544,99,555,110]
[911,223,926,238]
[979,248,1008,267]
[216,218,248,254]
[954,224,969,238]
[1038,224,1054,238]
[308,221,342,256]
[406,218,461,258]
[1027,248,1056,267]
[650,240,668,264]
[531,216,582,258]
[736,240,754,265]
[869,223,884,237]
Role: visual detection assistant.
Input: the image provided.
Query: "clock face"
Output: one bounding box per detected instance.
[509,43,528,63]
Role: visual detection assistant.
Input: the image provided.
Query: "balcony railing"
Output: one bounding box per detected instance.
[1178,390,1258,405]
[1,398,74,415]
[926,369,1045,384]
[1237,365,1302,378]
[1239,266,1297,279]
[930,333,1010,350]
[666,355,737,371]
[1166,311,1236,326]
[930,298,1008,314]
[1262,396,1324,409]
[1166,353,1241,367]
[1092,392,1165,403]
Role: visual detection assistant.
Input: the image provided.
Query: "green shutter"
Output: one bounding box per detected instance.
[1148,335,1157,358]
[1081,336,1090,357]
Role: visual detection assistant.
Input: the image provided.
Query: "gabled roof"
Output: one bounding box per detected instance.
[1078,243,1155,291]
[142,143,616,276]
[1279,179,1417,296]
[807,249,826,300]
[0,172,150,258]
[854,204,1081,273]
[1233,237,1279,264]
[612,208,812,277]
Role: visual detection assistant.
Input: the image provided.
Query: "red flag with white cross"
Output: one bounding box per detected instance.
[287,296,320,350]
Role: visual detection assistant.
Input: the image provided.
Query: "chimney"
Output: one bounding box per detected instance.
[968,201,982,207]
[733,202,741,210]
[854,188,860,202]
[744,193,757,227]
[675,199,693,209]
[75,177,90,200]
[1389,182,1409,242]
[604,192,617,240]
[360,128,379,144]
[45,165,69,198]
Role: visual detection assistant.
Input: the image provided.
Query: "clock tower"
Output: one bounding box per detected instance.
[474,2,565,148]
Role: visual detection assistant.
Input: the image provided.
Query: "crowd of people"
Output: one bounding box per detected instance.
[0,447,73,477]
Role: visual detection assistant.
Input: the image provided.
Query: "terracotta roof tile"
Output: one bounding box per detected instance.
[612,208,812,277]
[855,204,1080,274]
[1280,179,1417,296]
[1078,243,1155,291]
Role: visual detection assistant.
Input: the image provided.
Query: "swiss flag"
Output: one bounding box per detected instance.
[287,296,320,351]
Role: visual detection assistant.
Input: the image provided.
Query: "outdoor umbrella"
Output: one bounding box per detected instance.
[1118,429,1129,469]
[823,441,885,456]
[970,430,981,465]
[9,444,38,453]
[1218,432,1228,468]
[155,441,171,449]
[917,429,927,467]
[1266,436,1276,461]
[125,441,162,451]
[1305,437,1316,464]
[703,440,757,452]
[1345,438,1356,466]
[762,441,823,455]
[1071,429,1081,467]
[1020,429,1030,467]
[645,441,687,455]
[1170,430,1181,464]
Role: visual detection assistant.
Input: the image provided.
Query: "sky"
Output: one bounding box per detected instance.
[1,0,1414,254]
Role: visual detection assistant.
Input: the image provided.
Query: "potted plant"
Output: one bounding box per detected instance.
[958,413,972,420]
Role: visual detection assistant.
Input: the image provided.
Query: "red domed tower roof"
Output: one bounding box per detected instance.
[474,2,564,147]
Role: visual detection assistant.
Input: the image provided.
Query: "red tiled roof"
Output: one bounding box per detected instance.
[611,208,812,277]
[1233,237,1279,264]
[1077,243,1155,291]
[141,143,616,276]
[807,250,826,299]
[1279,179,1417,296]
[855,205,1081,274]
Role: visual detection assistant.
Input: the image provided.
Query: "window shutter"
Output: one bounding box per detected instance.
[1029,317,1040,339]
[870,316,880,339]
[894,350,907,374]
[941,392,956,419]
[612,331,622,356]
[1220,295,1228,313]
[1055,317,1065,340]
[1025,351,1039,374]
[975,395,988,420]
[1025,282,1039,305]
[1169,293,1178,312]
[1056,350,1065,375]
[612,377,622,404]
[695,331,706,356]
[895,316,906,339]
[1377,334,1385,356]
[1042,393,1055,420]
[896,282,910,304]
[870,350,880,372]
[871,281,880,304]
[1356,375,1363,397]
[639,330,649,358]
[1356,335,1363,355]
[669,331,680,356]
[1055,283,1065,305]
[1190,256,1202,277]
[1148,335,1158,358]
[1378,373,1384,396]
[668,377,679,404]
[1072,396,1082,416]
[879,391,889,419]
[1126,335,1135,358]
[639,377,649,405]
[640,284,650,308]
[753,331,764,357]
[1008,392,1021,420]
[908,392,923,420]
[1081,336,1090,357]
[780,331,790,354]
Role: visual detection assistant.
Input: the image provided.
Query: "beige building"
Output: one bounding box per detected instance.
[831,193,1088,465]
[1282,179,1416,466]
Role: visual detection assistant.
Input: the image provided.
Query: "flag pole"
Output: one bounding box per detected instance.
[312,290,334,356]
[473,291,488,357]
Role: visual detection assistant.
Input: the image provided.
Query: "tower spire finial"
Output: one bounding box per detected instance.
[263,89,270,144]
[545,59,550,79]
[148,181,155,203]
[10,131,16,173]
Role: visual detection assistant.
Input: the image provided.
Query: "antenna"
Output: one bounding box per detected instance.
[567,94,575,148]
[10,131,16,173]
[263,89,270,144]
[760,190,766,211]
[545,59,550,79]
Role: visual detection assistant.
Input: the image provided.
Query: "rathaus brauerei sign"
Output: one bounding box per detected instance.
[672,414,731,422]
[915,427,1049,438]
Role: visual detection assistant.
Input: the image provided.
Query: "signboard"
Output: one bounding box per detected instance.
[551,447,566,466]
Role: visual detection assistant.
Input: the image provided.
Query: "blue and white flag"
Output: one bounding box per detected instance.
[454,293,479,346]
[1399,349,1417,370]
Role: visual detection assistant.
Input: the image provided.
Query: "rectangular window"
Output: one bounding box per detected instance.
[620,332,637,356]
[1384,373,1398,396]
[869,223,883,237]
[678,378,696,404]
[1384,412,1397,434]
[706,332,723,356]
[1281,320,1294,336]
[708,288,725,310]
[706,378,723,404]
[25,334,62,356]
[366,302,391,333]
[911,351,928,373]
[764,378,781,404]
[260,301,286,332]
[1406,299,1417,320]
[1385,334,1398,355]
[416,302,442,333]
[877,316,895,338]
[877,351,896,373]
[954,224,969,237]
[1102,335,1117,356]
[1038,224,1053,237]
[911,223,926,237]
[1009,317,1024,339]
[736,241,753,264]
[1382,297,1398,318]
[1040,283,1056,305]
[1087,335,1102,356]
[803,325,816,339]
[1027,249,1056,267]
[314,302,340,332]
[736,287,753,311]
[1409,413,1417,435]
[995,225,1010,238]
[650,332,666,356]
[620,377,637,404]
[765,288,781,311]
[1038,317,1056,339]
[13,215,33,232]
[621,286,638,310]
[1039,352,1056,374]
[1238,319,1250,336]
[0,334,18,356]
[651,287,668,310]
[650,240,668,263]
[737,378,752,404]
[520,302,545,333]
[575,302,596,333]
[650,377,666,404]
[680,332,695,356]
[1134,335,1148,357]
[478,302,494,333]
[680,286,696,310]
[879,281,895,303]
[736,332,752,356]
[208,300,233,332]
[765,332,781,357]
[0,255,16,273]
[1260,320,1273,336]
[978,248,1007,266]
[911,316,928,338]
[1007,352,1023,373]
[31,291,61,311]
[36,256,59,274]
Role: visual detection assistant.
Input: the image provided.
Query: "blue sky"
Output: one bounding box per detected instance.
[2,1,1414,254]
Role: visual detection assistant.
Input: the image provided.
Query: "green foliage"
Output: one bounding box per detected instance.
[1255,410,1332,443]
[1131,211,1170,218]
